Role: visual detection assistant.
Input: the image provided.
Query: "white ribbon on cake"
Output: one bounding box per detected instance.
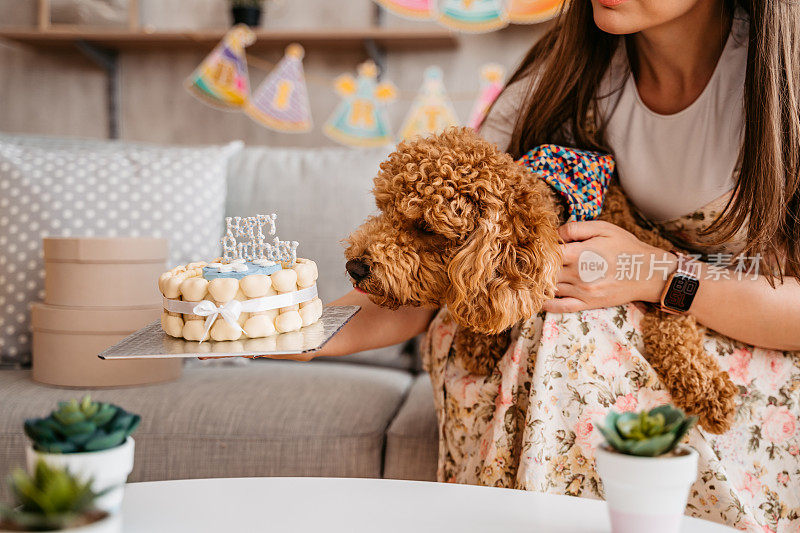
[162,284,318,342]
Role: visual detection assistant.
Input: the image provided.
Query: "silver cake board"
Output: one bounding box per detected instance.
[97,305,360,360]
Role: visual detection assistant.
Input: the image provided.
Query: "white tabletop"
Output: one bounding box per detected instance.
[121,477,735,533]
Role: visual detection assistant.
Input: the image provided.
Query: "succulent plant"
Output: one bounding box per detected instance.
[24,396,140,454]
[0,460,103,531]
[597,405,697,457]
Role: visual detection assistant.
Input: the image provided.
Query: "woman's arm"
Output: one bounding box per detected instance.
[315,291,436,357]
[543,220,800,350]
[680,261,800,350]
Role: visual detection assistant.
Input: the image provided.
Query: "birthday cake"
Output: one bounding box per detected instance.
[158,214,323,342]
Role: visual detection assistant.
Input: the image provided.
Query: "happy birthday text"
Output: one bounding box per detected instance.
[221,214,298,264]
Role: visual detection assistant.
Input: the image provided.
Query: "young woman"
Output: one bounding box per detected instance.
[274,1,800,529]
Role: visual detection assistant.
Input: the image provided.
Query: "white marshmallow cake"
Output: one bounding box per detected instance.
[158,257,322,342]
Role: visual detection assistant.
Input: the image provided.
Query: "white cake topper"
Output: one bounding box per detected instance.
[221,213,299,264]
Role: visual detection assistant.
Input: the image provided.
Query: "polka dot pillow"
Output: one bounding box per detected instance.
[0,134,242,366]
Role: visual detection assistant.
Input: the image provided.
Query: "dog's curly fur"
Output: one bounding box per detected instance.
[345,127,737,434]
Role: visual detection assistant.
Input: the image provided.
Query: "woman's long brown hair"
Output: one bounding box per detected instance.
[503,0,800,281]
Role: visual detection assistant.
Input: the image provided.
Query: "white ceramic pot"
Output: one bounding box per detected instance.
[595,445,698,533]
[25,438,134,514]
[0,511,122,533]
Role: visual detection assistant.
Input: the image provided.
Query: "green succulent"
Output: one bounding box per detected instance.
[597,405,697,457]
[24,396,140,454]
[0,460,102,531]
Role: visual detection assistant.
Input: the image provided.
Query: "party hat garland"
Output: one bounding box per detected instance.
[323,61,398,147]
[467,63,505,130]
[374,0,435,19]
[245,44,313,133]
[370,0,566,29]
[184,24,255,110]
[399,66,460,140]
[505,0,564,23]
[182,21,531,143]
[437,0,507,33]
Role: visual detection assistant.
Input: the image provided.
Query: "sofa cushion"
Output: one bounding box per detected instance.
[226,145,416,369]
[0,133,241,365]
[226,145,390,305]
[0,361,412,497]
[383,373,438,481]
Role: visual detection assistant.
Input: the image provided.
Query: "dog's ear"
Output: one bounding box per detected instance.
[445,188,561,335]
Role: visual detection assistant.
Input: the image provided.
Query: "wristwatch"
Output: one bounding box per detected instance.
[659,251,700,315]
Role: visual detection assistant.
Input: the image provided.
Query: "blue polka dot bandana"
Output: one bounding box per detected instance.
[518,144,615,221]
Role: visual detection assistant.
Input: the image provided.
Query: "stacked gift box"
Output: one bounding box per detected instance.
[30,237,182,387]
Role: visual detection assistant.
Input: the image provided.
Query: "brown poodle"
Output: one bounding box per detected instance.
[345,127,737,434]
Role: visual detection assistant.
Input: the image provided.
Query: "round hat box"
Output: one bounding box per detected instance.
[31,303,182,388]
[44,237,167,308]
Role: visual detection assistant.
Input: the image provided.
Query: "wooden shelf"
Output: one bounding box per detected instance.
[0,27,458,52]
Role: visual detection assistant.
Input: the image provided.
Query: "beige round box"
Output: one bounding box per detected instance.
[44,237,167,308]
[31,303,182,388]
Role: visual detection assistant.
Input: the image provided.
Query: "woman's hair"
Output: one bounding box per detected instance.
[503,0,800,280]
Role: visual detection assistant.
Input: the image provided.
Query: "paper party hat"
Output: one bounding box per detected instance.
[467,63,506,130]
[323,61,397,147]
[437,0,507,33]
[506,0,564,24]
[185,24,256,110]
[374,0,434,19]
[245,44,313,133]
[399,66,460,140]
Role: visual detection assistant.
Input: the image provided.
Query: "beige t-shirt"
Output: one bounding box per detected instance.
[480,11,748,223]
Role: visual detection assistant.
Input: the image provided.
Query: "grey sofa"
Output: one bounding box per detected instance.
[0,142,439,494]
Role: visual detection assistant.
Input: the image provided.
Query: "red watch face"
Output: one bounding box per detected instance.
[663,274,699,312]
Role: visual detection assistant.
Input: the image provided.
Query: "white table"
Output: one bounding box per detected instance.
[121,477,735,533]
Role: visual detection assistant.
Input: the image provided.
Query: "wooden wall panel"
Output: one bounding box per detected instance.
[119,49,368,146]
[0,43,107,138]
[0,0,544,146]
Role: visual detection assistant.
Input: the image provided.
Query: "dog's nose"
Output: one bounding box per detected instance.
[346,259,371,282]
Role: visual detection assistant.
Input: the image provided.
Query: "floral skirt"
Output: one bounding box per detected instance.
[421,305,800,532]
